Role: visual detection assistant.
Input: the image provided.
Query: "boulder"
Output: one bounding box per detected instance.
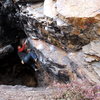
[0,0,100,85]
[44,0,100,18]
[20,4,100,83]
[44,0,57,18]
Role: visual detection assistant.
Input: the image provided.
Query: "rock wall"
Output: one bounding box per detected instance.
[20,11,100,84]
[0,0,100,85]
[44,0,57,18]
[0,0,26,57]
[44,0,100,18]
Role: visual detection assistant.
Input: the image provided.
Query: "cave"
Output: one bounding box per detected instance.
[0,51,38,87]
[0,0,38,87]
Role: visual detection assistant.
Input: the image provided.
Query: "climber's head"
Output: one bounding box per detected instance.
[17,46,21,49]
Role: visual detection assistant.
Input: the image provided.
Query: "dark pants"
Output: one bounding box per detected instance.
[18,51,37,69]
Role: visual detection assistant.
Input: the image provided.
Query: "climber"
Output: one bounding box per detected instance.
[18,39,38,71]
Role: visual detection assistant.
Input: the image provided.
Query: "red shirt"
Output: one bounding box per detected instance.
[18,44,26,52]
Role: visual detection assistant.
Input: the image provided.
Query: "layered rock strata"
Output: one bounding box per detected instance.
[0,0,100,85]
[20,4,100,84]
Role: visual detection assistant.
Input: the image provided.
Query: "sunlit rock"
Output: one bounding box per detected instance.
[20,2,100,83]
[82,40,100,57]
[44,0,57,18]
[67,51,100,83]
[44,0,100,18]
[1,0,100,84]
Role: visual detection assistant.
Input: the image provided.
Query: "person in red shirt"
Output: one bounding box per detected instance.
[18,44,26,52]
[18,39,27,53]
[17,39,38,71]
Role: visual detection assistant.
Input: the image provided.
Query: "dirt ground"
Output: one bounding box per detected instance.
[0,85,66,100]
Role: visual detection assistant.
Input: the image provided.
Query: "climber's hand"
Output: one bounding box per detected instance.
[24,39,28,44]
[35,59,37,62]
[21,60,24,64]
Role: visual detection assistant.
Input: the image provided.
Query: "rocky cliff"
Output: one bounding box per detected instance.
[20,1,100,84]
[0,0,100,100]
[0,0,100,86]
[44,0,100,18]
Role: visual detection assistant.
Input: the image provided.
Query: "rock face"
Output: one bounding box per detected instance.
[28,38,77,82]
[82,40,100,57]
[21,5,100,51]
[0,2,100,100]
[0,0,26,46]
[0,0,26,57]
[0,0,100,85]
[82,40,100,78]
[20,3,100,84]
[44,0,57,18]
[70,41,100,83]
[44,0,100,18]
[27,38,100,84]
